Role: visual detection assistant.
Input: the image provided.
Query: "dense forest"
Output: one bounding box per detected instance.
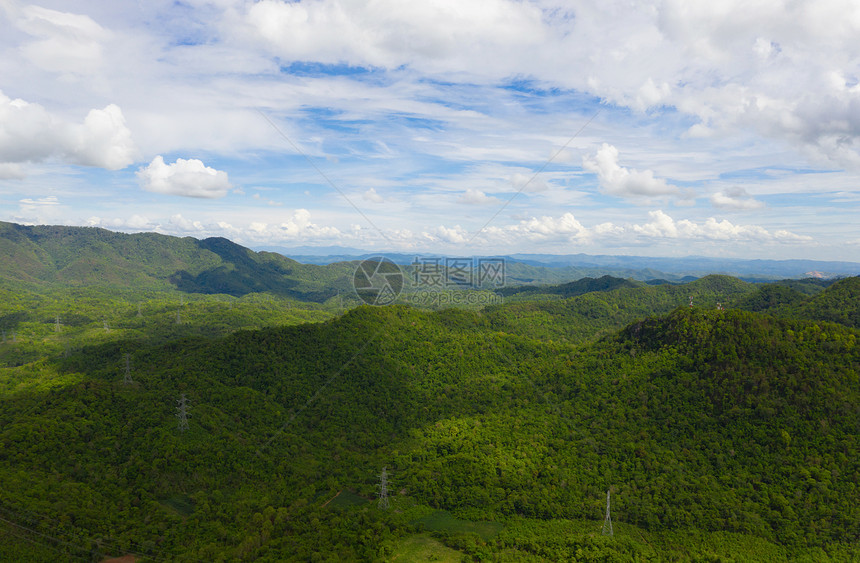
[1,224,859,561]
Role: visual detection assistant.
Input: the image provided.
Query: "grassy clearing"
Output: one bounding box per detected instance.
[387,533,463,562]
[412,510,504,541]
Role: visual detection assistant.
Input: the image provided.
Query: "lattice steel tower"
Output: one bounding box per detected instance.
[601,489,613,536]
[176,394,190,432]
[378,467,390,509]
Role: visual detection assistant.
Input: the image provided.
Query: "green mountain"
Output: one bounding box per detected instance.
[1,224,859,561]
[483,274,755,343]
[0,221,353,300]
[1,302,858,561]
[734,276,860,328]
[495,274,643,299]
[793,276,860,328]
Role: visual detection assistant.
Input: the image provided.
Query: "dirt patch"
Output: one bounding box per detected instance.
[101,555,137,563]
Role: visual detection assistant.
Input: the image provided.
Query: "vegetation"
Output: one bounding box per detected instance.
[0,224,858,561]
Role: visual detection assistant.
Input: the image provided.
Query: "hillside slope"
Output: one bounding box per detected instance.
[0,221,353,301]
[0,305,857,560]
[483,274,755,343]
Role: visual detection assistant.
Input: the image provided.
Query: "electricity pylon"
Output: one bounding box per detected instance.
[122,353,134,385]
[176,394,190,432]
[378,467,390,509]
[55,315,61,332]
[601,489,613,536]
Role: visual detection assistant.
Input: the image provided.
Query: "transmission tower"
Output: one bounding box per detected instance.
[689,295,693,308]
[55,315,61,332]
[378,467,390,509]
[601,489,613,536]
[176,310,182,325]
[103,319,110,332]
[122,353,134,385]
[137,304,143,318]
[176,394,190,431]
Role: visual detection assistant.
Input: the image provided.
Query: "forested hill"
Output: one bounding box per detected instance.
[483,274,860,343]
[731,276,860,328]
[0,221,352,300]
[1,303,858,560]
[483,274,755,342]
[494,273,641,298]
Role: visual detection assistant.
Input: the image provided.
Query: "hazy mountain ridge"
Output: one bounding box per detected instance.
[260,244,860,279]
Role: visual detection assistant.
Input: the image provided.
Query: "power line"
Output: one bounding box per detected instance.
[468,110,601,246]
[257,109,393,246]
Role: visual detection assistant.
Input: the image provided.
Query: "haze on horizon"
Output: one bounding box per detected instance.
[0,0,858,261]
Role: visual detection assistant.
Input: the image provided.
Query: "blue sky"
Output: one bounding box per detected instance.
[1,0,859,260]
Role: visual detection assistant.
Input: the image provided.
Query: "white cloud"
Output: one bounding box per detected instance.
[507,212,590,241]
[710,187,764,210]
[137,156,232,198]
[509,172,548,193]
[0,163,26,179]
[457,188,499,205]
[168,213,205,232]
[243,0,546,75]
[632,209,679,238]
[277,208,341,239]
[363,188,384,203]
[583,144,688,200]
[631,210,811,242]
[0,91,136,172]
[16,5,108,76]
[429,225,469,244]
[19,196,59,206]
[86,214,154,230]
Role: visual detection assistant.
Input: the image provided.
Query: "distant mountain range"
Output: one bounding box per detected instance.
[2,221,858,307]
[258,245,860,280]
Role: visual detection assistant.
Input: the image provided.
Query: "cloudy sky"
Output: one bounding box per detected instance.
[1,0,859,260]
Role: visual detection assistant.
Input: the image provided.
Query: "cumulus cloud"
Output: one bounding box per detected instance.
[631,210,811,242]
[137,156,232,198]
[507,212,590,241]
[363,188,384,203]
[583,144,688,200]
[276,208,341,238]
[239,0,860,169]
[0,91,136,172]
[243,0,545,75]
[457,188,499,205]
[86,214,154,231]
[429,225,469,244]
[710,187,764,210]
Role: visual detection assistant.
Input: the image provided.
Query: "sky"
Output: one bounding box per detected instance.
[0,0,859,260]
